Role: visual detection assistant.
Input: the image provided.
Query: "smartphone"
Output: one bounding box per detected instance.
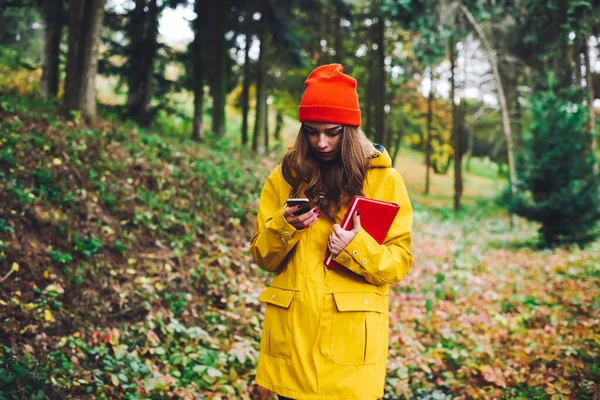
[286,198,312,216]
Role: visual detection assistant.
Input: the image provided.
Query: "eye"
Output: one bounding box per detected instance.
[302,124,315,134]
[326,128,342,136]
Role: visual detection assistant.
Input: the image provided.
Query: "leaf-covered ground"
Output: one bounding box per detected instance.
[386,208,600,399]
[0,69,599,399]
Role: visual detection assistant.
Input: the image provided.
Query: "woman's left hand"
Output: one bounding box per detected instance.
[328,211,361,256]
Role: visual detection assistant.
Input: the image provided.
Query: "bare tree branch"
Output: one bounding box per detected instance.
[452,1,518,196]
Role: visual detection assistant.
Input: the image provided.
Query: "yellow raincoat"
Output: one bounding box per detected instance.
[251,147,413,400]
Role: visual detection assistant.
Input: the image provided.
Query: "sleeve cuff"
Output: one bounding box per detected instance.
[332,228,378,273]
[267,206,305,245]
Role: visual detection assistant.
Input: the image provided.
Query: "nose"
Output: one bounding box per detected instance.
[317,133,328,149]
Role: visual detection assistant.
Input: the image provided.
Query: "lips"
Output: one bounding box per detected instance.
[319,152,331,157]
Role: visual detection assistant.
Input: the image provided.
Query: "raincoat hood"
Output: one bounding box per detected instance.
[369,143,392,169]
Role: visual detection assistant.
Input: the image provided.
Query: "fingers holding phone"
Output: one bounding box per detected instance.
[286,198,312,215]
[285,205,320,230]
[285,198,319,230]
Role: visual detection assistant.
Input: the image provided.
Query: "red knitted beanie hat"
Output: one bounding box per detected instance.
[298,63,361,127]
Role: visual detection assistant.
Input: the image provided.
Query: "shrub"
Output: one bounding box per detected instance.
[503,75,599,246]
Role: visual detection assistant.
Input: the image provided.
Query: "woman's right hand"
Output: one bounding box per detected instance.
[284,205,319,230]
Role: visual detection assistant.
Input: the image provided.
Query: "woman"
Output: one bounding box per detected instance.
[251,64,413,400]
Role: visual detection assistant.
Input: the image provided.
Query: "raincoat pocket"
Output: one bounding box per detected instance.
[331,292,385,365]
[259,286,296,359]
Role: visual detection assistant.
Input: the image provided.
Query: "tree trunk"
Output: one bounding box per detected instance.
[274,108,283,141]
[374,6,386,146]
[241,31,251,146]
[40,0,63,99]
[191,0,205,142]
[584,34,597,173]
[63,0,106,123]
[391,136,401,164]
[253,20,268,154]
[450,35,462,211]
[554,41,573,89]
[211,0,228,137]
[126,0,145,120]
[365,55,375,139]
[264,92,269,151]
[467,104,486,172]
[466,126,474,172]
[574,39,582,87]
[318,1,327,64]
[391,121,402,164]
[514,83,523,152]
[334,2,344,64]
[425,68,434,195]
[124,0,163,125]
[137,0,158,127]
[456,1,517,196]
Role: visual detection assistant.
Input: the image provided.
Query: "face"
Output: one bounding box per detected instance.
[302,122,343,162]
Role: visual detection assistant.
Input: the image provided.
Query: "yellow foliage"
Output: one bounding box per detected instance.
[44,309,55,323]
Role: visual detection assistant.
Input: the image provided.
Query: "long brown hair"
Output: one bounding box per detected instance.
[281,125,374,222]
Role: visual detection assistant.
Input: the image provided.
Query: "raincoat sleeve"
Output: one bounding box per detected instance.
[250,166,307,273]
[333,170,413,285]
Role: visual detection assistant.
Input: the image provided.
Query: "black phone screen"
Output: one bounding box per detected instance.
[287,198,312,216]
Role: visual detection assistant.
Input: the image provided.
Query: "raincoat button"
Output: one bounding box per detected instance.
[353,251,358,255]
[364,300,369,304]
[362,259,367,264]
[285,231,289,236]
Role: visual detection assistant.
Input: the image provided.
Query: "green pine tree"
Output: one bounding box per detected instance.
[505,75,599,246]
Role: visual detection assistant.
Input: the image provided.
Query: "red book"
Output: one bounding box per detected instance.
[325,195,400,270]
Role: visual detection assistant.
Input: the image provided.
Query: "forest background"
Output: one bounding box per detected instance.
[0,0,599,399]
